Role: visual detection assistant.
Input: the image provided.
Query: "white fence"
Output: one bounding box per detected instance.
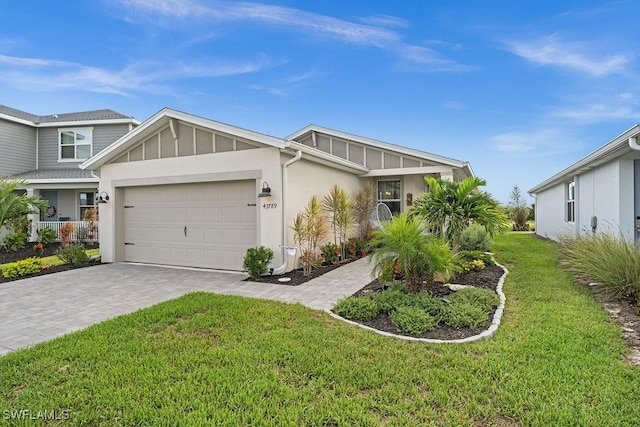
[33,221,99,243]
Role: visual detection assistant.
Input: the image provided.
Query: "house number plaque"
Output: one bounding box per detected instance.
[262,203,277,209]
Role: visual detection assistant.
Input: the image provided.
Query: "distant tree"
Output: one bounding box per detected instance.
[508,185,531,231]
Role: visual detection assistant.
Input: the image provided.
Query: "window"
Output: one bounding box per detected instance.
[59,128,92,161]
[566,181,575,222]
[377,180,401,215]
[79,192,96,219]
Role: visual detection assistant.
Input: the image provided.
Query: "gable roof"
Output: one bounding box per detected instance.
[529,124,640,195]
[287,124,474,176]
[81,108,287,170]
[9,168,97,182]
[0,104,139,127]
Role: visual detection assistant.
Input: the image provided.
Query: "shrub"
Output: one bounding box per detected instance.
[459,224,492,252]
[33,243,44,256]
[558,232,640,304]
[456,250,495,266]
[57,244,89,267]
[409,293,446,318]
[243,246,274,280]
[442,303,488,329]
[449,287,500,315]
[1,232,27,252]
[333,297,379,321]
[292,196,328,277]
[59,222,75,247]
[352,183,376,241]
[320,242,341,265]
[2,257,42,279]
[390,306,436,334]
[372,290,413,314]
[37,227,57,245]
[345,237,368,259]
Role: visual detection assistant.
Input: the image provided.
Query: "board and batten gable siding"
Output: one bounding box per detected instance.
[0,119,36,176]
[110,121,260,164]
[295,133,437,169]
[38,123,131,169]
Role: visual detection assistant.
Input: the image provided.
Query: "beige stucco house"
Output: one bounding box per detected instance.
[81,108,474,271]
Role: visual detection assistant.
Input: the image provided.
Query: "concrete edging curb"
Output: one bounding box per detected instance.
[326,261,509,344]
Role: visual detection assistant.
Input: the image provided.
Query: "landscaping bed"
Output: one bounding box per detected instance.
[336,264,505,340]
[245,257,361,286]
[0,243,100,284]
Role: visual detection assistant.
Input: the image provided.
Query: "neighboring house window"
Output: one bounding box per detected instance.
[79,192,96,219]
[566,181,575,222]
[59,128,92,161]
[378,180,401,215]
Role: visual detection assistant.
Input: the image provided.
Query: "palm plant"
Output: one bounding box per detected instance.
[292,195,328,276]
[369,213,454,293]
[0,179,47,235]
[323,185,352,259]
[411,176,509,248]
[352,183,376,241]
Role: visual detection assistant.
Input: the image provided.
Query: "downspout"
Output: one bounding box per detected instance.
[35,128,39,169]
[271,148,302,275]
[630,136,640,150]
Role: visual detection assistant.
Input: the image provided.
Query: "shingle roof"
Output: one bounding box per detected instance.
[0,105,132,124]
[8,169,97,181]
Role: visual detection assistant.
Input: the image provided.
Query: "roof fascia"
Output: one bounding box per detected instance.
[529,124,640,195]
[82,108,286,170]
[287,124,466,168]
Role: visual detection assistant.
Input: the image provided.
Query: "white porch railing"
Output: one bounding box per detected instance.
[33,221,99,243]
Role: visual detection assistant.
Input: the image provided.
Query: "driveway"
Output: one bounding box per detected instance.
[0,258,371,355]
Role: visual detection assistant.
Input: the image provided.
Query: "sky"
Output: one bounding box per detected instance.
[1,0,640,204]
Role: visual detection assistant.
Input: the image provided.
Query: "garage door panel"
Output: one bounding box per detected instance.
[123,180,256,270]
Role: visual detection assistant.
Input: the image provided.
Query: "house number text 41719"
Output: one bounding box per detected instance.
[263,203,277,209]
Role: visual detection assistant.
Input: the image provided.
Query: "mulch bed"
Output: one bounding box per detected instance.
[0,243,101,284]
[343,264,506,341]
[244,257,361,286]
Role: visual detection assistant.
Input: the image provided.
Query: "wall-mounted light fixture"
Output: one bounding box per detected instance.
[97,191,110,204]
[257,182,272,198]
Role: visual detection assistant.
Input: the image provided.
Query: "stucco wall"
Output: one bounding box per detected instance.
[535,158,637,241]
[98,147,283,265]
[534,181,575,241]
[285,155,363,248]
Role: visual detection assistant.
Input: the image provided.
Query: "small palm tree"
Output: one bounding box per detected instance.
[369,213,454,294]
[0,179,47,234]
[411,176,509,248]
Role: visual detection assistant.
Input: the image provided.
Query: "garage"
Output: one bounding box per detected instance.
[122,180,257,270]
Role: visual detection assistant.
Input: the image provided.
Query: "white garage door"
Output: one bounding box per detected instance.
[123,180,257,270]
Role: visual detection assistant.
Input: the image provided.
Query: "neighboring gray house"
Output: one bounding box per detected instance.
[529,124,640,241]
[0,105,139,238]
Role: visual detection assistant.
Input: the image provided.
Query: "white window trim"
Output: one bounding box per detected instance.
[566,181,575,223]
[78,190,97,220]
[377,179,402,214]
[58,127,93,162]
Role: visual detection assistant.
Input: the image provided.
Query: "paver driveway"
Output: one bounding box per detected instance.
[0,258,371,355]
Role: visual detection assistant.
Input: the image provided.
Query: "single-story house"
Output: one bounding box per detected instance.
[529,124,640,241]
[0,105,139,240]
[81,108,474,271]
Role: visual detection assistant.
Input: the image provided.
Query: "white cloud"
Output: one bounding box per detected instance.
[554,104,640,122]
[505,35,631,77]
[490,129,569,154]
[112,0,469,72]
[443,100,466,109]
[356,14,409,29]
[0,53,280,96]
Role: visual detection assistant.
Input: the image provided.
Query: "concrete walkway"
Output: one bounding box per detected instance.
[0,257,372,355]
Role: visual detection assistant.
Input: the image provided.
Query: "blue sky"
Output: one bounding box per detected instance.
[1,0,639,204]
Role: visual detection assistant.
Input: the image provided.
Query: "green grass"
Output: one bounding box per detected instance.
[1,233,639,425]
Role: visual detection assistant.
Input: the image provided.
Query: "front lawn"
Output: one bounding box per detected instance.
[1,233,639,425]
